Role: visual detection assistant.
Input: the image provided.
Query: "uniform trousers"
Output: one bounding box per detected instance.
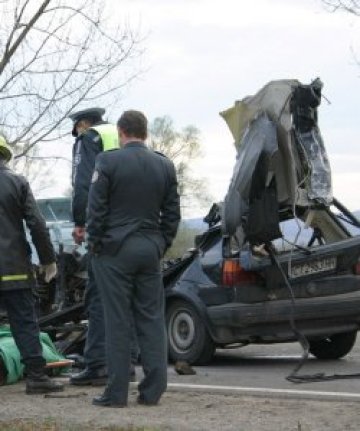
[84,256,139,370]
[82,258,106,369]
[92,232,167,405]
[0,288,45,371]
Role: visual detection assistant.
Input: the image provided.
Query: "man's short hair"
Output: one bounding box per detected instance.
[117,110,148,140]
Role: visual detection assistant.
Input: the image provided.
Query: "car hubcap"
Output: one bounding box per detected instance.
[169,310,195,353]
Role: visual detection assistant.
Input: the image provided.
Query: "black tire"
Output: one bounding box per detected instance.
[166,299,215,365]
[309,331,357,360]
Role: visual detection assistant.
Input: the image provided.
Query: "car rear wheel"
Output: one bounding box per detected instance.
[309,331,357,360]
[166,299,215,365]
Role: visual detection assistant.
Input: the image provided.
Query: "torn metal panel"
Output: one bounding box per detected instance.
[221,79,333,238]
[292,79,332,206]
[220,79,299,206]
[221,112,279,236]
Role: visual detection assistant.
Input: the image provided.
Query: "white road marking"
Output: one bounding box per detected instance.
[167,382,360,402]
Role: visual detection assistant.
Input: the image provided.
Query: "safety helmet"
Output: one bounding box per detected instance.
[0,135,12,162]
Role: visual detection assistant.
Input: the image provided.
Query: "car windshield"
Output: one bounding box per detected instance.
[335,212,360,236]
[272,206,360,254]
[37,198,72,222]
[273,218,314,252]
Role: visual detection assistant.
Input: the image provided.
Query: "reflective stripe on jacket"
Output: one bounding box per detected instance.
[1,274,28,282]
[0,161,56,291]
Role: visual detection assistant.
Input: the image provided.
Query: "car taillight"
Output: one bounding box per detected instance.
[222,259,257,287]
[353,260,360,275]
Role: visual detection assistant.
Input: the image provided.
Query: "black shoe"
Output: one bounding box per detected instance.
[137,395,158,406]
[92,394,126,408]
[69,367,107,386]
[26,375,64,395]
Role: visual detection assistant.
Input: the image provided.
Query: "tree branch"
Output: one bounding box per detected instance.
[0,0,51,75]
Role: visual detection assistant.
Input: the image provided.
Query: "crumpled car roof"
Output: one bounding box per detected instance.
[220,79,333,237]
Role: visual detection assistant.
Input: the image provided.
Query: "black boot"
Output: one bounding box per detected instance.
[26,367,64,395]
[69,366,107,386]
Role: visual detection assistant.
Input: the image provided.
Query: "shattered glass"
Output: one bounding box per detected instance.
[295,127,333,206]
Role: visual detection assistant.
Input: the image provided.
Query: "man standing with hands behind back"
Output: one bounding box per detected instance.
[87,110,181,407]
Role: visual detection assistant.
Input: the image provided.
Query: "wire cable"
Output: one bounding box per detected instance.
[265,244,310,381]
[267,245,360,384]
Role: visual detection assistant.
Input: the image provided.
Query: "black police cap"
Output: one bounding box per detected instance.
[69,107,105,137]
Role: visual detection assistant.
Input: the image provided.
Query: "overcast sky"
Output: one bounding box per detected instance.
[42,0,360,216]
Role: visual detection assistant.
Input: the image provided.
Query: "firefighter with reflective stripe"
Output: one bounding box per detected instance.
[68,108,138,386]
[0,136,63,394]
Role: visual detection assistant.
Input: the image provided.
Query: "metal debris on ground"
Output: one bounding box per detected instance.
[44,391,88,398]
[174,361,196,375]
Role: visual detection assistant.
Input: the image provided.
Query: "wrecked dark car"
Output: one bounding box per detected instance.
[27,79,360,367]
[164,200,360,365]
[163,79,360,365]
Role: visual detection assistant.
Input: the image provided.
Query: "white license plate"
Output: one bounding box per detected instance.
[289,256,337,279]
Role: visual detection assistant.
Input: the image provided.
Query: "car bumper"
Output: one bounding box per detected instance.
[207,290,360,343]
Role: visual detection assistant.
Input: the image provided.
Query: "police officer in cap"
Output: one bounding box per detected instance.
[70,107,118,243]
[0,136,63,394]
[69,107,118,385]
[69,107,138,385]
[88,110,180,407]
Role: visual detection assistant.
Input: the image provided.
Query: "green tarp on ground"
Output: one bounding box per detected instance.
[0,325,66,384]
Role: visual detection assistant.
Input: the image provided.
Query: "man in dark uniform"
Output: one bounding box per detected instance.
[87,110,181,408]
[69,108,138,385]
[70,107,119,245]
[69,108,118,385]
[0,136,63,394]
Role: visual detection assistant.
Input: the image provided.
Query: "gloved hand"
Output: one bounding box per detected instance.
[40,262,57,283]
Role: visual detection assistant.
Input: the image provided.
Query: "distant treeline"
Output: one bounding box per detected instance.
[165,222,205,259]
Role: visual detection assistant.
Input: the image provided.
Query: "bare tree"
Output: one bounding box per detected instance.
[321,1,360,67]
[322,0,360,15]
[149,116,212,214]
[0,0,143,159]
[11,145,57,193]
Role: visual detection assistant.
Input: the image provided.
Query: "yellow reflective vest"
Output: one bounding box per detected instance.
[89,124,119,151]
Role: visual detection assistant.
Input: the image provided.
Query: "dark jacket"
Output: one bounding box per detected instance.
[0,162,55,290]
[71,122,106,227]
[87,142,181,256]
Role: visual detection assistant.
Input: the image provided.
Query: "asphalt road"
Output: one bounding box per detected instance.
[166,338,360,399]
